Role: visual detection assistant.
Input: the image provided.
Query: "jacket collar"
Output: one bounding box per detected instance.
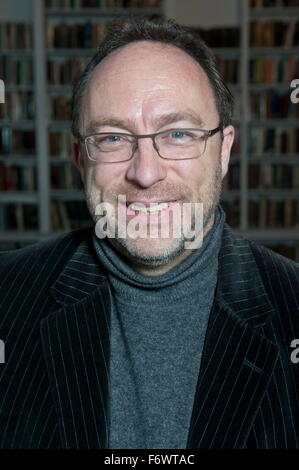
[48,224,277,327]
[41,224,279,448]
[215,224,276,328]
[186,224,279,448]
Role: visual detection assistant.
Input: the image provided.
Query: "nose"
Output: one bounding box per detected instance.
[125,137,167,188]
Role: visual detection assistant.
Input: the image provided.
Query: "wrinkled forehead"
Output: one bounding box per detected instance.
[82,41,219,129]
[89,40,214,95]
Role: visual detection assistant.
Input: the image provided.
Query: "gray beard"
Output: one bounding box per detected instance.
[105,199,218,269]
[86,161,222,269]
[107,232,187,269]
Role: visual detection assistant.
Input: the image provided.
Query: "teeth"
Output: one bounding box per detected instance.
[129,202,171,214]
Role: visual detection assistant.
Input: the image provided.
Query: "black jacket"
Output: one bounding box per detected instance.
[0,224,298,448]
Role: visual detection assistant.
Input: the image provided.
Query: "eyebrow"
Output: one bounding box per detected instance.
[85,111,204,135]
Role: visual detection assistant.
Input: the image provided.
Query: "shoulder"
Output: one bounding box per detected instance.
[249,238,299,275]
[0,227,94,284]
[223,223,299,276]
[248,238,299,308]
[223,224,299,312]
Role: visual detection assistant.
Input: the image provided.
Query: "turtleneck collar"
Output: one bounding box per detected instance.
[92,205,226,291]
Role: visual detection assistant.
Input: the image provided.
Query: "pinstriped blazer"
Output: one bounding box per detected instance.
[0,223,298,449]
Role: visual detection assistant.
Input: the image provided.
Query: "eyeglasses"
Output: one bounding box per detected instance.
[78,126,222,163]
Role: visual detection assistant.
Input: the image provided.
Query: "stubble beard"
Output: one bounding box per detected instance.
[85,162,223,269]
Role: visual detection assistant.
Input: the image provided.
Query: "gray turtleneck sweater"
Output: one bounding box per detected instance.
[93,206,225,449]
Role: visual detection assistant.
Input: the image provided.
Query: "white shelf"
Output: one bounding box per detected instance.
[0,120,36,129]
[48,85,72,95]
[0,156,37,165]
[5,85,34,92]
[250,7,299,19]
[249,47,299,56]
[51,190,85,200]
[0,50,32,56]
[249,119,299,127]
[0,191,38,203]
[45,7,163,17]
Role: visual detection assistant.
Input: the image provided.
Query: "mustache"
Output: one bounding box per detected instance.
[106,183,193,202]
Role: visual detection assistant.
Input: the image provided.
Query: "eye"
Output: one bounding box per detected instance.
[160,129,196,146]
[103,135,123,143]
[97,134,124,144]
[169,130,190,139]
[91,134,130,149]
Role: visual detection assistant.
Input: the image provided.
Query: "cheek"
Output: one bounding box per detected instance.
[174,159,205,189]
[85,164,125,192]
[177,151,221,197]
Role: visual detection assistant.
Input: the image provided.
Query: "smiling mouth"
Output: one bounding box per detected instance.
[125,201,179,215]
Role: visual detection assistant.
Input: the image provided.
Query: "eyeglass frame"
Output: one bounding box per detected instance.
[77,126,223,163]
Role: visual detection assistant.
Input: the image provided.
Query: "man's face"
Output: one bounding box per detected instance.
[73,41,234,272]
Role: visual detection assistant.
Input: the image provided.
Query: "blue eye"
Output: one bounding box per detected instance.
[105,135,122,142]
[170,130,187,139]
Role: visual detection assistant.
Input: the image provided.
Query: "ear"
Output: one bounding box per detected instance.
[72,139,85,184]
[220,125,235,179]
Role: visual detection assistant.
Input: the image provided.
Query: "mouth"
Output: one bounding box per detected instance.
[126,200,178,215]
[124,200,179,217]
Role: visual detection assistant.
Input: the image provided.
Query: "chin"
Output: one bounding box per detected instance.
[109,235,186,268]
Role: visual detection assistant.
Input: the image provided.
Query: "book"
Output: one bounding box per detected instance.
[0,22,32,50]
[0,203,38,231]
[0,164,37,191]
[0,57,33,86]
[250,19,299,46]
[249,198,299,228]
[0,129,36,155]
[249,127,299,155]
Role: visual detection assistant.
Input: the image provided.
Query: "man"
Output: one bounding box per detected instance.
[0,18,298,449]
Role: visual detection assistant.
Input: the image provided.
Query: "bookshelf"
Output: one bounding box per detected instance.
[184,0,299,261]
[242,0,299,261]
[45,0,164,234]
[185,26,242,232]
[0,0,165,249]
[0,7,39,249]
[0,0,298,261]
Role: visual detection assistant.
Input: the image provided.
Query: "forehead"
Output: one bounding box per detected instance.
[83,41,218,127]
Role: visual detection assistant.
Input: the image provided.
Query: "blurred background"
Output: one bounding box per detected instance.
[0,0,299,260]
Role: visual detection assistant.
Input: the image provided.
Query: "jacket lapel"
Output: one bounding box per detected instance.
[187,225,279,449]
[40,224,280,449]
[40,232,112,449]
